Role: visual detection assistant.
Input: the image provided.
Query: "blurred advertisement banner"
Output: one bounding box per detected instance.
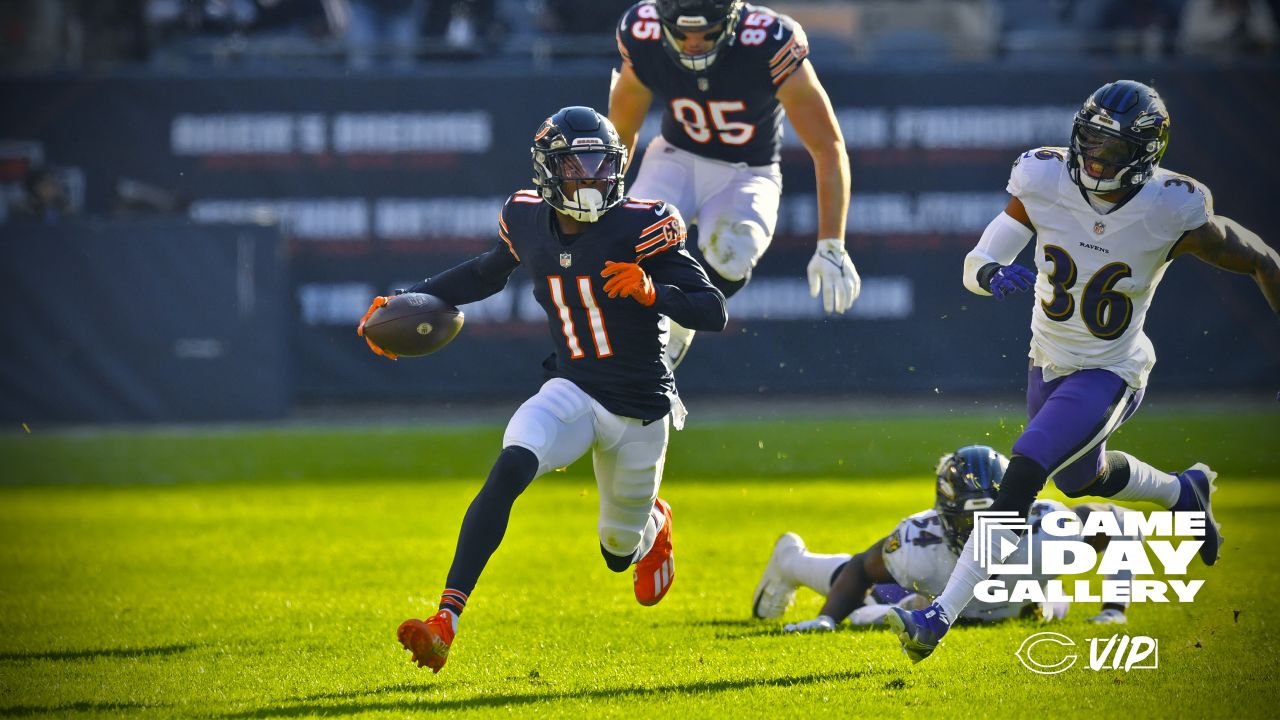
[3,67,1276,404]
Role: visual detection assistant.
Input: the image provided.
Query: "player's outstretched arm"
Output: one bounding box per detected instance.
[404,242,520,307]
[356,243,517,360]
[1171,215,1280,316]
[785,536,894,632]
[608,63,653,172]
[963,196,1037,300]
[778,62,859,314]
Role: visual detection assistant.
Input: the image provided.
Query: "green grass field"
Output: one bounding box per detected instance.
[1,409,1278,718]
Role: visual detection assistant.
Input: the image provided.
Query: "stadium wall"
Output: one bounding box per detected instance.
[2,64,1276,416]
[0,220,289,422]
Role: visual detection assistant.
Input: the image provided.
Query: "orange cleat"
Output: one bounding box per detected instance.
[397,610,455,673]
[634,498,675,606]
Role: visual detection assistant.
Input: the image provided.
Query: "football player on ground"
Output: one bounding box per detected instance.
[890,80,1280,663]
[751,446,1134,632]
[610,0,859,367]
[363,106,728,673]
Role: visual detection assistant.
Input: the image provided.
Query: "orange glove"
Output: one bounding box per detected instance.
[601,261,656,307]
[356,296,398,360]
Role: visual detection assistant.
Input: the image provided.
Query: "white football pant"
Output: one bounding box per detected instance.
[630,135,782,368]
[503,378,669,560]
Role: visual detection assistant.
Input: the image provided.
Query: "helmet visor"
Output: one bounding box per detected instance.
[1075,125,1139,180]
[553,151,619,181]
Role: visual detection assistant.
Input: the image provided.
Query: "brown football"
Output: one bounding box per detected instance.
[362,293,464,357]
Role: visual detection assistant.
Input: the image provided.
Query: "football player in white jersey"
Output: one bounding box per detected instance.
[752,446,1132,631]
[890,80,1280,664]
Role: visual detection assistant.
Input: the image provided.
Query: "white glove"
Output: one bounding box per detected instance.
[806,239,861,314]
[1087,607,1128,624]
[1039,601,1070,621]
[784,615,837,633]
[848,604,893,626]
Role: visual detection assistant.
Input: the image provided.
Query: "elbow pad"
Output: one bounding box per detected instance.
[963,212,1035,296]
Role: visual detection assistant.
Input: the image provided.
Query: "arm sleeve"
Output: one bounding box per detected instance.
[406,241,519,307]
[963,212,1036,296]
[645,247,728,331]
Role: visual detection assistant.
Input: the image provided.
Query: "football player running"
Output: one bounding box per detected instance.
[752,446,1134,632]
[890,80,1280,663]
[362,107,727,673]
[610,0,859,367]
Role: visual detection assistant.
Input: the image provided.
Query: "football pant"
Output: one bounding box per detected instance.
[503,378,669,560]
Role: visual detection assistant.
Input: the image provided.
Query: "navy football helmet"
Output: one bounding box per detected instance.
[1068,80,1170,194]
[654,0,743,73]
[935,445,1008,554]
[531,106,627,223]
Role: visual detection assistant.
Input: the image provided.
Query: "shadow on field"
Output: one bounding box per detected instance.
[0,643,200,662]
[687,618,888,641]
[684,618,779,640]
[222,670,887,717]
[0,702,156,717]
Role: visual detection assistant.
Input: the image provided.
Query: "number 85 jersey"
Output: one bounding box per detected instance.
[617,2,810,166]
[1010,147,1214,388]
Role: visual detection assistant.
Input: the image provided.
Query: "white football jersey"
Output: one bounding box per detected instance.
[881,500,1077,621]
[1008,148,1214,387]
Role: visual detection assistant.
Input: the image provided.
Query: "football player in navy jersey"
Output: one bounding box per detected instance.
[611,0,859,367]
[361,106,727,673]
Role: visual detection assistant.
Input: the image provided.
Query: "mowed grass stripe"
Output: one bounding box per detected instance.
[3,409,1278,485]
[1,468,1277,717]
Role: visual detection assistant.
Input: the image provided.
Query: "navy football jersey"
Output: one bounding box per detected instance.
[617,1,810,166]
[413,190,726,422]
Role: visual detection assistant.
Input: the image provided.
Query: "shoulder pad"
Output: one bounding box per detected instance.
[498,190,540,260]
[618,1,662,60]
[1155,170,1214,234]
[1008,146,1068,198]
[626,199,686,261]
[884,527,903,554]
[507,189,543,207]
[737,8,809,86]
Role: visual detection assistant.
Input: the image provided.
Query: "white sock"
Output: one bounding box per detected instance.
[935,529,1009,620]
[1108,452,1180,508]
[634,503,666,562]
[664,322,696,369]
[440,608,459,632]
[788,552,852,595]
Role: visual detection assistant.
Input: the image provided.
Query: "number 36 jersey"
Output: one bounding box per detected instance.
[1009,148,1214,388]
[617,2,810,166]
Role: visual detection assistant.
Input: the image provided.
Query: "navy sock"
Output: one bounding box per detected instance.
[444,446,539,597]
[991,455,1050,517]
[601,544,635,572]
